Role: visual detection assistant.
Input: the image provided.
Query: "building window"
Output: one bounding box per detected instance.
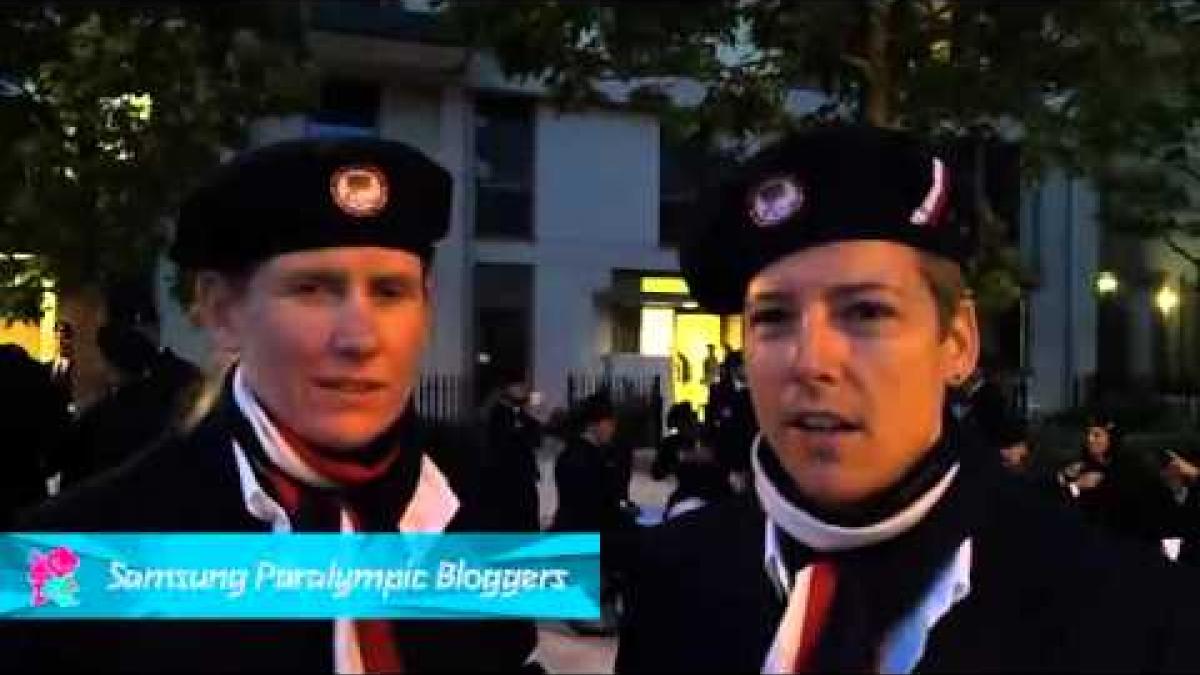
[660,135,699,248]
[474,96,533,239]
[307,78,380,138]
[473,263,533,399]
[661,135,733,248]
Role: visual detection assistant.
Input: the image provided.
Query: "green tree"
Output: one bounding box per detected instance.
[0,2,315,321]
[1095,31,1200,278]
[443,0,1200,312]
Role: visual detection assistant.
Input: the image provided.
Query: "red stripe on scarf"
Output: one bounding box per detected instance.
[792,560,838,673]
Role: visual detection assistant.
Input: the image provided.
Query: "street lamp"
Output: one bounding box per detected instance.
[1096,271,1119,295]
[1157,284,1180,316]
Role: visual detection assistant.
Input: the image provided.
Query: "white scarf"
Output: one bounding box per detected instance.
[232,366,338,488]
[752,434,959,553]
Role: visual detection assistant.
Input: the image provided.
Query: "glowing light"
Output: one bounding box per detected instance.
[1157,284,1180,315]
[639,307,674,356]
[640,277,690,295]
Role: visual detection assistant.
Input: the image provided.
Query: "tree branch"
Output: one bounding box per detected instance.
[1164,233,1200,269]
[1175,162,1200,183]
[842,54,871,75]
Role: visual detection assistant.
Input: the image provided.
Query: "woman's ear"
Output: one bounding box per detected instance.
[943,298,980,387]
[191,271,244,357]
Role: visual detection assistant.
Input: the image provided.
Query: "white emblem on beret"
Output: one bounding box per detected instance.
[910,158,947,227]
[748,176,804,228]
[330,165,389,217]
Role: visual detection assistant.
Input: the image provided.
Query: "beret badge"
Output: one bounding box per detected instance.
[748,175,804,228]
[331,164,389,217]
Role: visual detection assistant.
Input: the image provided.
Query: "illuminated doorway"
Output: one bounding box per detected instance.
[672,312,722,417]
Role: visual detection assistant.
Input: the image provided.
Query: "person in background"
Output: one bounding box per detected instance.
[1056,415,1167,553]
[663,431,733,521]
[707,350,756,490]
[55,314,201,488]
[1141,448,1200,566]
[952,367,1030,474]
[551,393,631,534]
[702,343,721,386]
[675,350,693,388]
[653,401,698,480]
[49,320,77,415]
[481,366,543,532]
[552,392,637,635]
[0,344,70,526]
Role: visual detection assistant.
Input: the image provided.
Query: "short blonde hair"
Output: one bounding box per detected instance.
[917,253,967,338]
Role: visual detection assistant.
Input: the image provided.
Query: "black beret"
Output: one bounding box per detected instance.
[170,137,452,272]
[680,126,968,314]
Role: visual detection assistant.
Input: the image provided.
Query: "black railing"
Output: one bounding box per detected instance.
[1068,373,1200,429]
[413,373,473,427]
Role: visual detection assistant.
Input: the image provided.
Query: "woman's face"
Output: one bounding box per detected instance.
[204,246,430,451]
[1086,425,1111,461]
[743,241,978,511]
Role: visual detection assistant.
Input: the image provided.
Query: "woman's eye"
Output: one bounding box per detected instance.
[748,307,789,326]
[286,279,335,298]
[375,282,416,301]
[842,301,896,322]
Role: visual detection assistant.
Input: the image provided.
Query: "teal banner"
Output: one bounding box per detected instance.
[0,533,600,619]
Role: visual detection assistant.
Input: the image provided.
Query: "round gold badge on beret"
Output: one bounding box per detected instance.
[331,164,389,217]
[748,175,803,228]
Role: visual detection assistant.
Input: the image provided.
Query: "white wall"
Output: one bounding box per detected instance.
[535,106,660,246]
[422,85,470,378]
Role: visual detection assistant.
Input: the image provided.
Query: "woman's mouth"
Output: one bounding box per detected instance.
[785,410,863,434]
[314,377,388,395]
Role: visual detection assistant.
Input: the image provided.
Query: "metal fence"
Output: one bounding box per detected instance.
[1066,374,1200,429]
[413,370,671,445]
[413,373,474,427]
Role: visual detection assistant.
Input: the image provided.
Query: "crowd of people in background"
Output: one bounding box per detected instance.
[0,280,204,530]
[953,365,1200,567]
[9,296,1200,628]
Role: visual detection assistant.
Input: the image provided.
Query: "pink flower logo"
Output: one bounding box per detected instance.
[28,547,81,608]
[45,547,80,576]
